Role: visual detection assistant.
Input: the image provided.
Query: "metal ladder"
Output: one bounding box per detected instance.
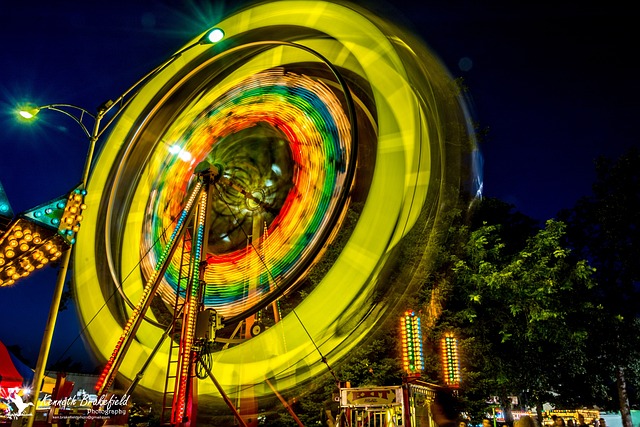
[160,233,193,425]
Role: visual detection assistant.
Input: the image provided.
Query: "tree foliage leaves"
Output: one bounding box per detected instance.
[423,199,597,421]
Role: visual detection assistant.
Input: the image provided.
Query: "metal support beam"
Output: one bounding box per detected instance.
[196,354,248,427]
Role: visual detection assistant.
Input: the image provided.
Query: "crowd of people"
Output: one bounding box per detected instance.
[429,388,613,427]
[454,414,609,427]
[549,414,607,427]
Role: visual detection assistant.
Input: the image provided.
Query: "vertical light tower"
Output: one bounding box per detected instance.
[400,310,424,376]
[441,332,461,388]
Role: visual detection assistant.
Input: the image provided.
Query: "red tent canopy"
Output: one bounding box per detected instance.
[0,340,24,389]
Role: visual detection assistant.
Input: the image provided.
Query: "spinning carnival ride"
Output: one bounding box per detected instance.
[70,0,476,422]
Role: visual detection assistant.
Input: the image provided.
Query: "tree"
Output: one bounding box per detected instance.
[422,200,596,423]
[560,148,640,427]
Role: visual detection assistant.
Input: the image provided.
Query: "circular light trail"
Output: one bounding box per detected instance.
[140,69,353,321]
[72,0,476,401]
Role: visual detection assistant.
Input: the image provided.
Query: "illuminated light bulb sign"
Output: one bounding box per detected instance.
[0,185,87,287]
[400,310,424,375]
[56,186,88,245]
[441,332,461,388]
[0,220,66,287]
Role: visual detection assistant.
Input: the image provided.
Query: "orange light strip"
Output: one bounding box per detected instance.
[96,181,203,395]
[172,191,207,423]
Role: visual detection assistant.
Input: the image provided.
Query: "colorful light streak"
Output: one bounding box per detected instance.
[172,191,207,424]
[138,69,351,319]
[73,0,476,398]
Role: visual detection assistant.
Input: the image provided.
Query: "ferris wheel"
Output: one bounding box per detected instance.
[71,0,475,424]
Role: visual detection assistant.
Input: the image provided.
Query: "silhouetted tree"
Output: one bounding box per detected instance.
[560,148,640,427]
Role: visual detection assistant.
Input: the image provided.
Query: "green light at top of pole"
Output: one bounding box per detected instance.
[204,28,224,43]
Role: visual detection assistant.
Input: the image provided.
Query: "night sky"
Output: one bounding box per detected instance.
[0,1,637,371]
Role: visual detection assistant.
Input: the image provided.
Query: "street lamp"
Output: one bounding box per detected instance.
[16,27,225,427]
[21,102,104,427]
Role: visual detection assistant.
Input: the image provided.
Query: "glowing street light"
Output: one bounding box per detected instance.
[17,103,95,139]
[203,27,224,43]
[18,108,37,119]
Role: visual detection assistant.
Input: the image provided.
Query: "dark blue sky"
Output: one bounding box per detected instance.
[0,1,637,370]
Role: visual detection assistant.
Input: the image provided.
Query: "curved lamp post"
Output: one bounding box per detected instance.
[19,103,103,427]
[18,28,224,427]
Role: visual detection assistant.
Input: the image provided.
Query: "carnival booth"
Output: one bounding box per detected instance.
[0,339,35,422]
[0,340,29,390]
